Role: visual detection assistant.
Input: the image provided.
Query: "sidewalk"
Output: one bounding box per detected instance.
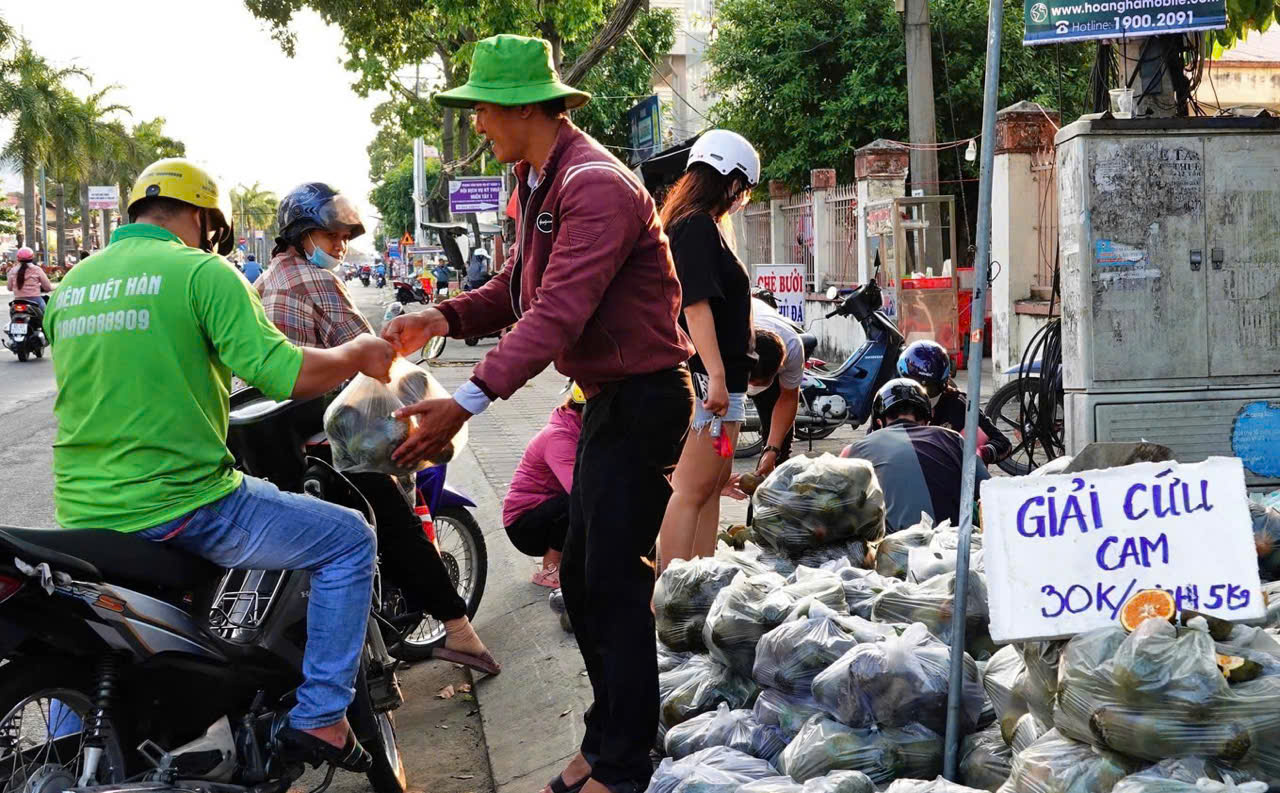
[426,328,1000,793]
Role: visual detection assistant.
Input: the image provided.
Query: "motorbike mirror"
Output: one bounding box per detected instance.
[825,286,839,301]
[423,336,446,360]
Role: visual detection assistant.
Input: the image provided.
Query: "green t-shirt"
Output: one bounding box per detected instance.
[47,224,305,531]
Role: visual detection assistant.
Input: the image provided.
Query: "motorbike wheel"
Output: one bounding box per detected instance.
[0,659,128,791]
[385,506,488,662]
[985,376,1065,476]
[735,400,764,459]
[794,421,839,441]
[34,345,42,359]
[464,337,479,347]
[350,658,407,793]
[16,349,27,362]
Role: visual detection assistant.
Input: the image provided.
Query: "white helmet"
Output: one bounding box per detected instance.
[687,130,761,187]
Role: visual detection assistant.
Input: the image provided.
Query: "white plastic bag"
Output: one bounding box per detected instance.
[323,358,466,474]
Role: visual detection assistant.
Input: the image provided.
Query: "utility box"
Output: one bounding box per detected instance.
[1056,117,1280,486]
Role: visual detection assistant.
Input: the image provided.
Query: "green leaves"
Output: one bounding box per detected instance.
[706,0,1091,196]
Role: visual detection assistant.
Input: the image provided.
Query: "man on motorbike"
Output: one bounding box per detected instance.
[841,378,989,532]
[258,182,500,676]
[895,340,1011,465]
[46,158,396,772]
[381,34,693,793]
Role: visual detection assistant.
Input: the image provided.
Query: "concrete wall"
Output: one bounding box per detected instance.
[806,297,868,362]
[1195,62,1280,112]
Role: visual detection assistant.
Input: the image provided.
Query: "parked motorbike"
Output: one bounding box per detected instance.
[4,297,49,362]
[392,280,428,306]
[0,461,408,793]
[226,374,483,662]
[791,256,905,441]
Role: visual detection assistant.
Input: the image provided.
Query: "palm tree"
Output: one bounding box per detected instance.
[231,182,279,254]
[47,84,89,270]
[74,86,131,251]
[0,39,86,255]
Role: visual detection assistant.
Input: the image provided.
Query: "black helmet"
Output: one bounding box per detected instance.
[276,182,366,247]
[872,377,932,425]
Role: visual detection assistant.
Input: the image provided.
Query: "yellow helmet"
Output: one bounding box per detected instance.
[127,158,234,255]
[570,383,586,404]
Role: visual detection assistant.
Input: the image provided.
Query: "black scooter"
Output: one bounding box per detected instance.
[4,297,48,362]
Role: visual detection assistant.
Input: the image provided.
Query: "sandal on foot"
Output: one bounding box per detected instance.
[532,564,561,588]
[432,646,502,676]
[545,773,588,793]
[278,725,372,772]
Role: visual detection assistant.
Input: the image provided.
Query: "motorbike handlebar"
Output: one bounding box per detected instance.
[825,308,841,319]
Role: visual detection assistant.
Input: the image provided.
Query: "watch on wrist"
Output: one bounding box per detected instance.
[762,445,781,456]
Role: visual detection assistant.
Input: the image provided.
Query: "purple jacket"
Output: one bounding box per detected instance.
[437,121,692,400]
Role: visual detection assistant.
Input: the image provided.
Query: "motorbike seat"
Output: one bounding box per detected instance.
[799,333,818,360]
[0,525,221,592]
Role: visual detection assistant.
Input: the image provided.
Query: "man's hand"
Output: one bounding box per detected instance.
[382,308,449,355]
[392,397,470,466]
[341,335,396,383]
[703,374,730,416]
[756,448,779,478]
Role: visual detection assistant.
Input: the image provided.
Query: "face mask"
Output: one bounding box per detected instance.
[305,235,342,270]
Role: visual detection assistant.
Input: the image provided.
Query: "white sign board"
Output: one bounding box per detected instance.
[754,264,806,324]
[982,457,1264,642]
[87,185,119,210]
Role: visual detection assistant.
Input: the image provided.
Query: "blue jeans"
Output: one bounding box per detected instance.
[137,476,376,729]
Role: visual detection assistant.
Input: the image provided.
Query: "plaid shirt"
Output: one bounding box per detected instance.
[256,251,372,348]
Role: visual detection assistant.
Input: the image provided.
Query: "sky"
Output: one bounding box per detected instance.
[3,0,388,252]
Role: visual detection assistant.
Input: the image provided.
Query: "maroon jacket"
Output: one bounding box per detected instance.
[438,121,692,400]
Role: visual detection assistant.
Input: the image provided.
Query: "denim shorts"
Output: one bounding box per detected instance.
[691,373,747,432]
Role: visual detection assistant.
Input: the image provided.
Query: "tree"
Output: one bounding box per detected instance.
[74,86,132,250]
[0,39,87,252]
[369,154,444,240]
[565,10,676,151]
[367,99,417,183]
[230,182,280,245]
[0,205,17,236]
[246,0,660,170]
[705,0,1091,250]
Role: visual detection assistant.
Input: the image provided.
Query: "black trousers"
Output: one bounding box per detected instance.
[350,472,468,621]
[504,493,569,556]
[749,379,795,461]
[560,367,693,787]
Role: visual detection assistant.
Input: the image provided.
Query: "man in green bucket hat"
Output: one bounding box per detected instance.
[382,34,695,793]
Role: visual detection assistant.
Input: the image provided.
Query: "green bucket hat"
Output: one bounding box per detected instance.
[435,35,591,110]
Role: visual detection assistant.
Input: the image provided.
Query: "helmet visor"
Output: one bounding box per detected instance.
[319,194,366,239]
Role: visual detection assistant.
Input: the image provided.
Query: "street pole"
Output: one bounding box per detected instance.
[942,0,1003,778]
[38,166,49,267]
[904,0,940,197]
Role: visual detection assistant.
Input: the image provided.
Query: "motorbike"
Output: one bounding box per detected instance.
[226,371,483,662]
[359,269,371,288]
[790,256,906,442]
[375,274,386,289]
[0,428,408,793]
[392,280,428,306]
[4,297,48,362]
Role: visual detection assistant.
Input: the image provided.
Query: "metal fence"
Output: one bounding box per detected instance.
[740,203,772,266]
[1031,148,1057,290]
[824,184,859,286]
[780,193,815,290]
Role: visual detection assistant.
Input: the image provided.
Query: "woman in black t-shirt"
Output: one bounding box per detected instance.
[657,130,762,571]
